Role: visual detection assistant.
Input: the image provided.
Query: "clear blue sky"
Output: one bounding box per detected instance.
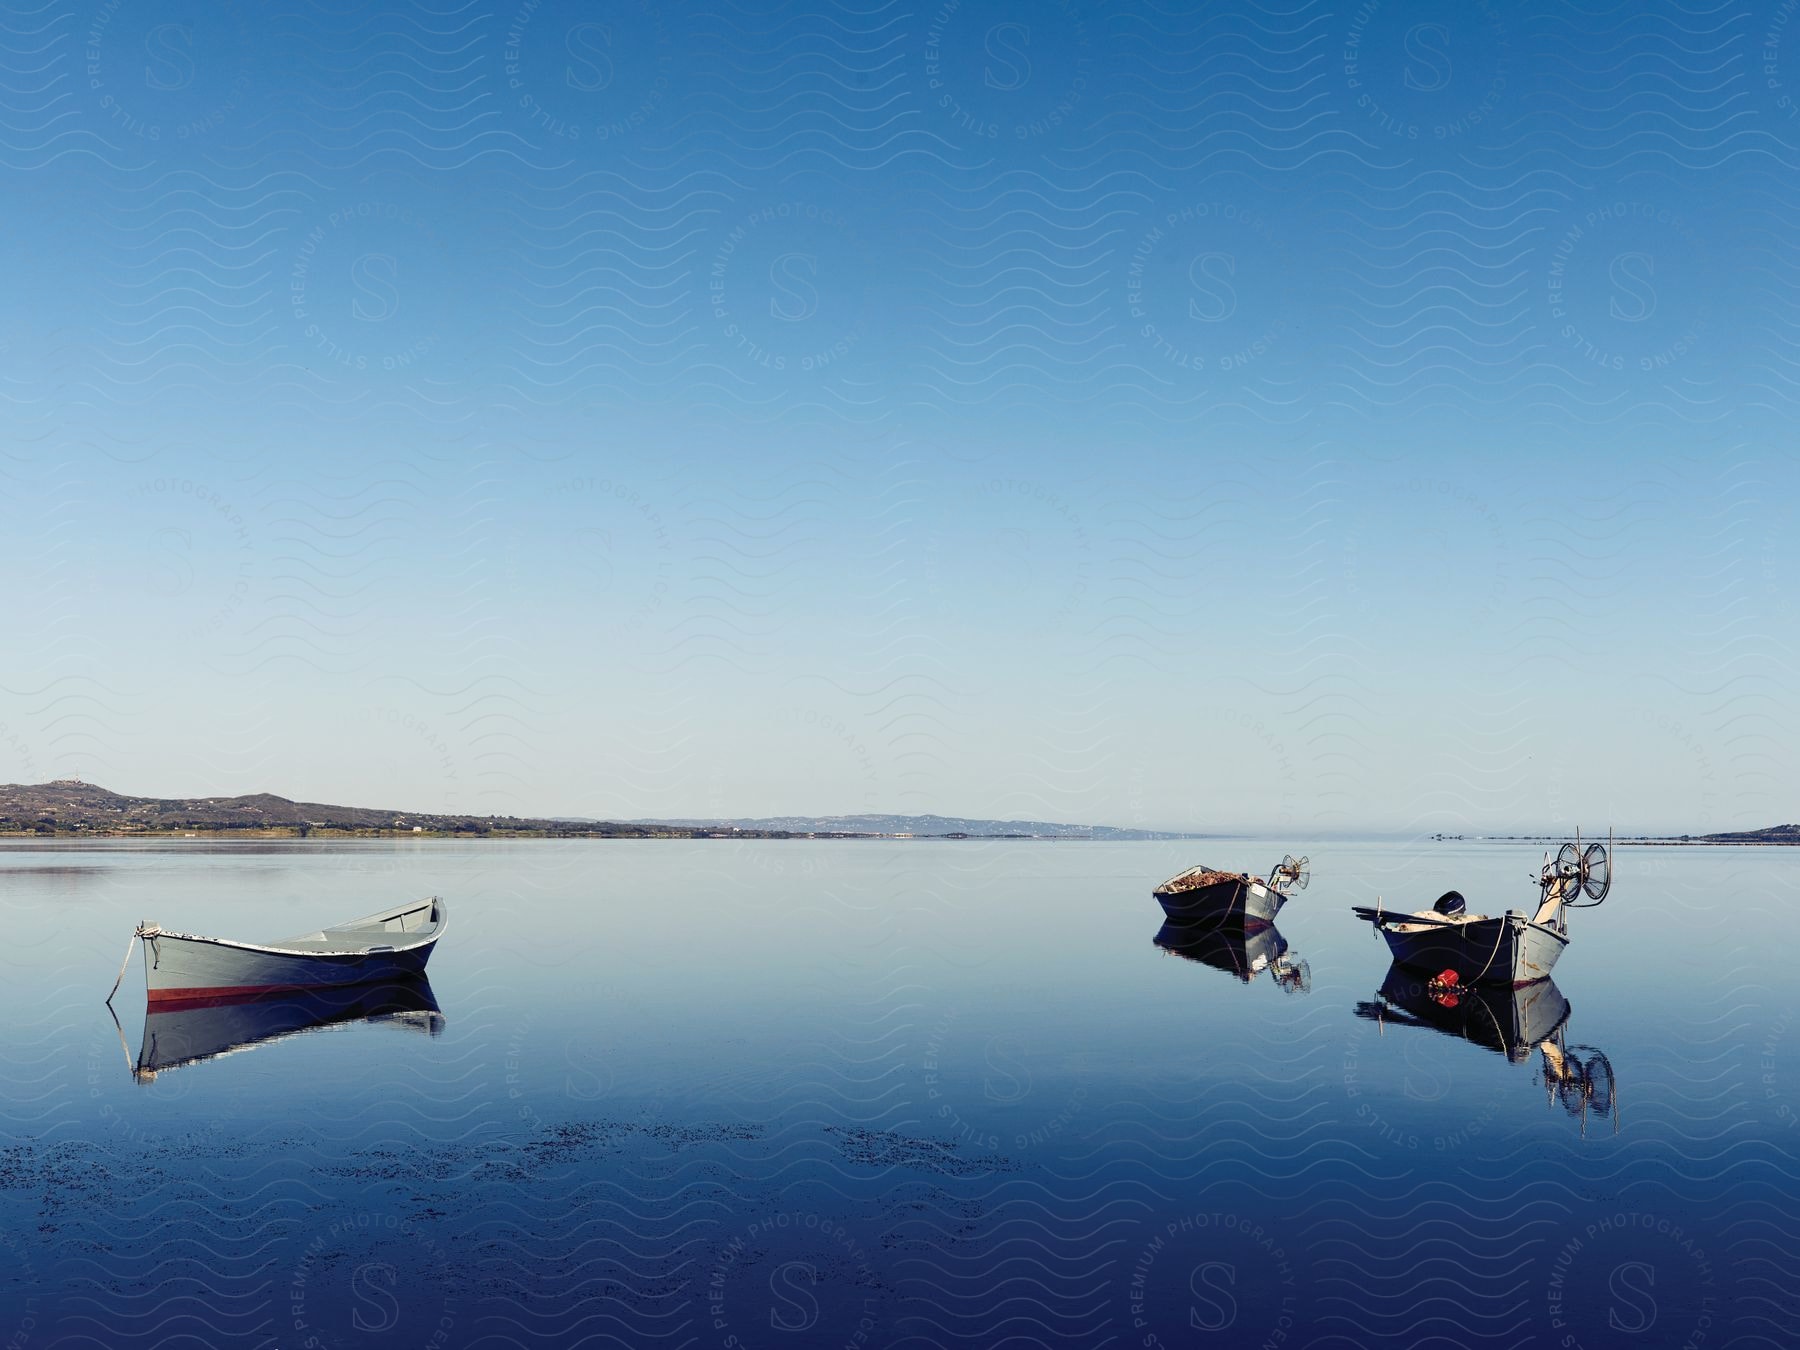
[1,0,1794,834]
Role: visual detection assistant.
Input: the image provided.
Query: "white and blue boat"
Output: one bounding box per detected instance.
[112,897,447,1007]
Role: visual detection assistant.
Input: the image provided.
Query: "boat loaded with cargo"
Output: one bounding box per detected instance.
[1152,854,1309,928]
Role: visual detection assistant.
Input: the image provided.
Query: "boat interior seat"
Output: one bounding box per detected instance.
[1392,910,1492,931]
[266,900,441,950]
[324,907,438,936]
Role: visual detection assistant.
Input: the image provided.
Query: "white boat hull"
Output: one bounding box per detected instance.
[138,897,446,1006]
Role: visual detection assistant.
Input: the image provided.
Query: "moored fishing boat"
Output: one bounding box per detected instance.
[107,896,447,1006]
[1153,854,1309,928]
[1352,834,1611,988]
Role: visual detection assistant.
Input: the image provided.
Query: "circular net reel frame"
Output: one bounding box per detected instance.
[1542,832,1613,907]
[1268,854,1310,894]
[1567,837,1612,907]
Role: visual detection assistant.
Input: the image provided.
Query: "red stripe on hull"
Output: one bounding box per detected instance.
[146,982,349,1010]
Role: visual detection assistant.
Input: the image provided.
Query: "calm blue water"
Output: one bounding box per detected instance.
[0,838,1791,1348]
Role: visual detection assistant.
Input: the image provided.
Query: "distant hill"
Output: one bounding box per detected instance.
[0,781,733,838]
[626,813,1202,840]
[1465,824,1800,846]
[0,782,1202,841]
[1695,823,1800,844]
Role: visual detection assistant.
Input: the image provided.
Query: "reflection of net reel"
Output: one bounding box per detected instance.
[1541,830,1612,906]
[1576,1049,1616,1117]
[1272,956,1311,996]
[1269,854,1310,894]
[1538,1040,1618,1136]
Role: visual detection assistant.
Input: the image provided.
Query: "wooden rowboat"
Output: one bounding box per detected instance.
[110,897,447,1007]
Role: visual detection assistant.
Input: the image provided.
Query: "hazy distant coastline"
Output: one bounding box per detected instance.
[4,782,1792,845]
[1434,826,1800,847]
[616,813,1198,840]
[0,782,1198,841]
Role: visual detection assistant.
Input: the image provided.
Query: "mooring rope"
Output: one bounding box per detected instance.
[104,931,138,1006]
[1226,876,1247,922]
[104,923,161,1006]
[1464,915,1511,987]
[105,996,134,1075]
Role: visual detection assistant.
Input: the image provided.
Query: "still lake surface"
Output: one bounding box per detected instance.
[0,838,1793,1348]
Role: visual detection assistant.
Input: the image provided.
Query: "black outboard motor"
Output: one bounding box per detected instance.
[1433,890,1467,917]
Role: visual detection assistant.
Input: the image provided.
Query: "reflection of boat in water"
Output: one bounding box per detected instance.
[1352,834,1612,987]
[1153,854,1309,928]
[1355,963,1617,1134]
[1154,921,1310,993]
[1357,963,1570,1059]
[130,977,443,1081]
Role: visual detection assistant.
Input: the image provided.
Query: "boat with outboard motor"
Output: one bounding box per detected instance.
[1351,834,1612,987]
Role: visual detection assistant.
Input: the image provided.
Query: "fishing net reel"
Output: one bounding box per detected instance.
[1541,831,1612,906]
[1269,854,1310,894]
